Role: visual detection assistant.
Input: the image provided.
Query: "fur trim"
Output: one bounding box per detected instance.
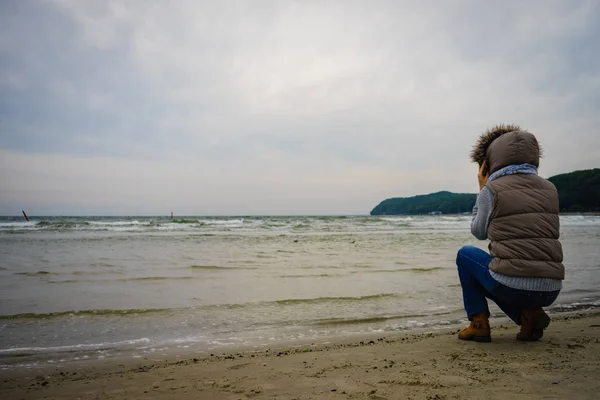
[470,124,524,165]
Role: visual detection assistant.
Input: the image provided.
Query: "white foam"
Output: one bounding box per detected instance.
[202,219,244,226]
[106,226,143,232]
[440,216,467,221]
[88,220,143,226]
[171,335,207,344]
[380,217,414,222]
[560,215,600,226]
[0,337,151,354]
[0,221,39,230]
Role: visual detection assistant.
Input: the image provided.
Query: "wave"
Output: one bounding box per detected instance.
[0,338,151,356]
[171,219,200,224]
[0,221,38,228]
[560,215,600,226]
[15,271,55,276]
[402,267,443,273]
[315,216,349,220]
[562,288,600,295]
[350,267,443,274]
[292,223,311,229]
[4,296,596,325]
[353,264,375,269]
[430,308,465,316]
[42,218,248,232]
[187,265,258,271]
[1,215,598,234]
[274,293,401,305]
[87,220,144,226]
[200,219,244,226]
[37,221,90,228]
[549,299,600,313]
[1,219,147,232]
[440,216,469,221]
[313,314,427,326]
[312,307,465,327]
[89,262,117,268]
[119,276,194,282]
[0,308,171,320]
[188,265,226,270]
[278,273,342,278]
[0,293,403,320]
[380,217,414,222]
[294,265,443,274]
[0,218,183,232]
[48,276,196,284]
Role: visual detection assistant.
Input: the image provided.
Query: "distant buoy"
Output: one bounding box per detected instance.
[22,210,29,221]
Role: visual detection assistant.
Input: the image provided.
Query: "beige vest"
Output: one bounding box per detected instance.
[486,174,565,280]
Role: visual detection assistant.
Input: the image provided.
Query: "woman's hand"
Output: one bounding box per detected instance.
[478,161,489,191]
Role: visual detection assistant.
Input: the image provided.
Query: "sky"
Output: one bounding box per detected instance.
[0,0,599,215]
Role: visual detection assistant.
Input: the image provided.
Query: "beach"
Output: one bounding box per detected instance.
[2,312,600,399]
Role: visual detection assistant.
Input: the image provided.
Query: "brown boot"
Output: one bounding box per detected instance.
[458,313,491,342]
[517,308,550,341]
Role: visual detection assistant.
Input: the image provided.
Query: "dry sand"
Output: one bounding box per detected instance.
[2,312,600,400]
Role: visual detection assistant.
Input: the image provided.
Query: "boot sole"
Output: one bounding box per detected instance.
[458,335,491,342]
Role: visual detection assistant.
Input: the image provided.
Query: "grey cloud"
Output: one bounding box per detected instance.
[0,0,598,214]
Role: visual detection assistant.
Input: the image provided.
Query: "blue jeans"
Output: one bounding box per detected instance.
[456,246,560,325]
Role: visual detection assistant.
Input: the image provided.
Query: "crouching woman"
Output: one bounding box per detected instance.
[457,125,564,342]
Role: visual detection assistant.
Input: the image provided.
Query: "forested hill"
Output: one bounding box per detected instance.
[370,191,476,215]
[548,168,600,213]
[370,168,600,215]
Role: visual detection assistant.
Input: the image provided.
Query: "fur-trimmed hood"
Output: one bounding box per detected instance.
[470,124,541,174]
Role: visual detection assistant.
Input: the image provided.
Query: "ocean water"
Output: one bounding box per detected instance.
[1,215,599,369]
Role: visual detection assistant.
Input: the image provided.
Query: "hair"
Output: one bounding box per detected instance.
[470,124,537,165]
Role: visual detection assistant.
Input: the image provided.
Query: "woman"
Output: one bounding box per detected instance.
[456,124,564,342]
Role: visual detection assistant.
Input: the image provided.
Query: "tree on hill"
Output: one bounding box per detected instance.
[548,168,600,212]
[370,191,477,215]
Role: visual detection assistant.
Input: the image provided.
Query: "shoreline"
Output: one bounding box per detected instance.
[1,302,599,371]
[3,302,599,372]
[2,311,600,399]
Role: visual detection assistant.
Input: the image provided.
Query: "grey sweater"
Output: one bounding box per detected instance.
[471,187,562,292]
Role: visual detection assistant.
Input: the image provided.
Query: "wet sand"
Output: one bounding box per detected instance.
[2,312,600,400]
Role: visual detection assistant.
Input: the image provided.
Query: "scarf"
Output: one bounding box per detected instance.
[488,163,538,183]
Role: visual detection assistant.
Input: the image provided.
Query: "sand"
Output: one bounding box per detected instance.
[2,312,600,400]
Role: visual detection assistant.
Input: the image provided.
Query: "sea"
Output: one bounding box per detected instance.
[1,215,599,369]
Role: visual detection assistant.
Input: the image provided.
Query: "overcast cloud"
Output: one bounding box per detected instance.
[1,0,598,215]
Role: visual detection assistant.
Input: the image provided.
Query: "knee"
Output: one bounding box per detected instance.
[456,246,476,267]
